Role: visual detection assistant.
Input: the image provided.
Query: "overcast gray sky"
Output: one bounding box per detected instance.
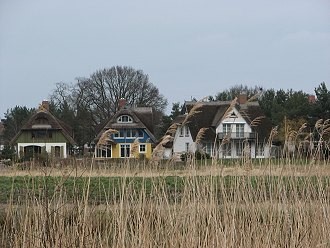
[1,0,329,118]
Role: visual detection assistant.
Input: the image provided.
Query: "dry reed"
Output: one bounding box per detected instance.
[1,161,329,247]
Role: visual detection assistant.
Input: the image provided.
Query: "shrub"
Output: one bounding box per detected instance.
[180,151,210,161]
[195,150,211,160]
[0,145,15,160]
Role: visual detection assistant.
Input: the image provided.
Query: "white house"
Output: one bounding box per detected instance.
[162,95,272,160]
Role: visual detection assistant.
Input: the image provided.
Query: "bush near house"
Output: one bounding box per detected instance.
[180,151,211,161]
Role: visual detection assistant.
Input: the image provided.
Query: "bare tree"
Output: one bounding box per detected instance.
[49,82,75,111]
[74,66,168,124]
[49,66,168,146]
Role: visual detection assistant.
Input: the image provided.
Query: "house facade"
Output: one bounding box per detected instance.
[94,100,157,159]
[10,101,76,159]
[163,95,272,160]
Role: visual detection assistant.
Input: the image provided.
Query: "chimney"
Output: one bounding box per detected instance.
[308,95,316,104]
[41,100,49,111]
[118,98,127,109]
[238,93,247,104]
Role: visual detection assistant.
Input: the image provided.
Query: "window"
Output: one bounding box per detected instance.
[55,146,61,158]
[205,143,213,156]
[236,142,243,157]
[35,117,49,125]
[107,146,112,157]
[180,126,184,136]
[139,144,146,153]
[31,130,52,139]
[113,129,144,139]
[185,126,189,137]
[117,115,133,123]
[185,143,190,152]
[256,143,264,157]
[114,130,125,138]
[120,144,130,158]
[98,145,112,158]
[138,130,144,138]
[236,124,244,138]
[223,124,231,134]
[126,129,135,138]
[223,143,231,157]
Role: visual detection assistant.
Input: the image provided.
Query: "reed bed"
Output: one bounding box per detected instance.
[1,160,330,248]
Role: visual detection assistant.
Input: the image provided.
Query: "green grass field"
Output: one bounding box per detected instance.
[1,175,329,204]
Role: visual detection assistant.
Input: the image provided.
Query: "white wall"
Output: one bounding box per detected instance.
[216,108,251,134]
[173,125,195,155]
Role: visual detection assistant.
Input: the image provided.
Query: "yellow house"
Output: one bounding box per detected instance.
[94,100,156,159]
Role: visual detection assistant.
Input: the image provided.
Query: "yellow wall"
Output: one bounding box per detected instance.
[145,143,152,159]
[110,143,153,159]
[112,144,120,158]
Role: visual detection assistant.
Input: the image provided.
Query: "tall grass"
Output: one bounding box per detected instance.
[1,115,329,247]
[1,161,329,247]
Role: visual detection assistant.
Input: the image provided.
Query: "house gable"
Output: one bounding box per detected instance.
[94,105,157,159]
[11,109,75,145]
[95,106,156,144]
[10,101,76,159]
[215,107,252,134]
[172,123,195,154]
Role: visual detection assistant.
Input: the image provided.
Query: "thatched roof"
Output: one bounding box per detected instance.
[10,109,76,145]
[95,106,156,143]
[163,100,272,147]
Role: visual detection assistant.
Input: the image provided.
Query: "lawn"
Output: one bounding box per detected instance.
[1,174,329,204]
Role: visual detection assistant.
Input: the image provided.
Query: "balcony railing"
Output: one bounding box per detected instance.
[217,132,256,139]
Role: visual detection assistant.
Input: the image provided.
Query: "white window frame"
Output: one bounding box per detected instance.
[223,143,231,157]
[185,125,189,137]
[236,142,243,157]
[120,144,131,158]
[96,145,112,158]
[117,115,133,123]
[185,142,190,153]
[223,124,231,135]
[236,124,244,138]
[256,143,264,157]
[114,129,124,138]
[139,144,146,153]
[204,143,213,156]
[126,129,135,138]
[180,126,184,136]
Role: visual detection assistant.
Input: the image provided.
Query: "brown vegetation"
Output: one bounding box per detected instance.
[0,159,330,247]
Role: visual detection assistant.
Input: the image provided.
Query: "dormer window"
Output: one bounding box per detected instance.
[32,117,51,129]
[117,115,133,123]
[35,117,49,125]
